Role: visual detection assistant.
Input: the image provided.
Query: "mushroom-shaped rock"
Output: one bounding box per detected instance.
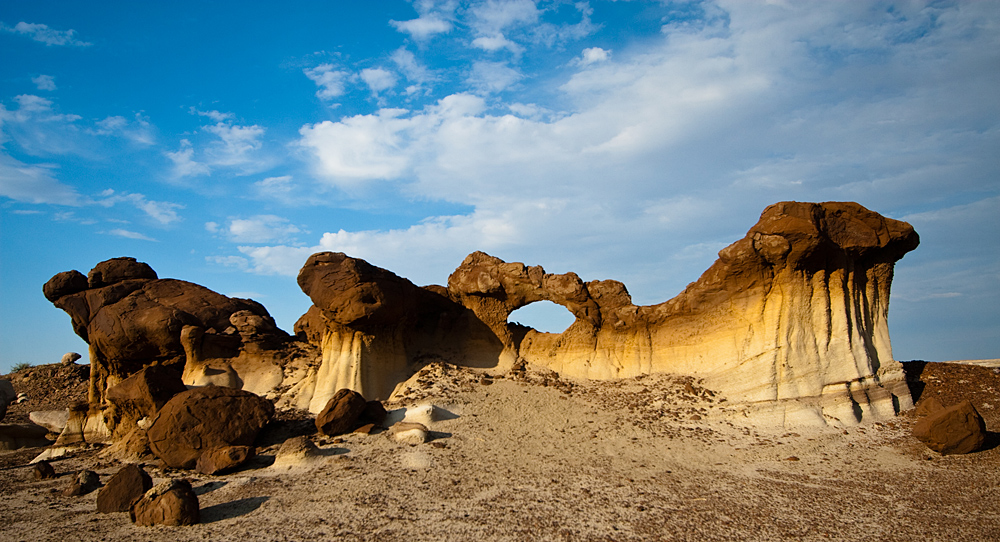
[146,386,273,469]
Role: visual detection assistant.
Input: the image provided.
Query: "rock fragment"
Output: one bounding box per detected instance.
[31,460,56,480]
[388,422,429,445]
[315,389,367,436]
[130,479,200,526]
[63,469,102,496]
[96,464,153,513]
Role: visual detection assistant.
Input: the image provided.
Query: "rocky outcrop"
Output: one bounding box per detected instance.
[43,257,312,414]
[146,386,273,469]
[297,201,918,426]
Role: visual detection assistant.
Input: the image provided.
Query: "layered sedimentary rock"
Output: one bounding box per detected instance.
[44,257,319,435]
[45,201,918,427]
[300,201,918,426]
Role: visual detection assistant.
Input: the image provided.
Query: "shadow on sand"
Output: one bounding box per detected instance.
[200,496,270,523]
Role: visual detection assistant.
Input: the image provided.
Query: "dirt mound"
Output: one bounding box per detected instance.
[1,363,90,424]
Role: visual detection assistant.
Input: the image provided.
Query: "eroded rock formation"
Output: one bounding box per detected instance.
[44,257,319,437]
[298,201,918,426]
[45,201,919,428]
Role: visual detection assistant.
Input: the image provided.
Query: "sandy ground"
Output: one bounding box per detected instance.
[1,361,998,542]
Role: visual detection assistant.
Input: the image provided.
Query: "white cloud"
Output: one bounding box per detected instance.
[202,123,266,168]
[3,22,92,47]
[576,47,610,66]
[360,67,398,94]
[390,16,453,39]
[107,228,157,241]
[166,139,210,177]
[189,107,234,122]
[0,153,80,205]
[32,75,56,91]
[467,61,523,94]
[91,114,155,145]
[304,64,351,100]
[224,215,302,244]
[95,190,184,225]
[471,34,522,53]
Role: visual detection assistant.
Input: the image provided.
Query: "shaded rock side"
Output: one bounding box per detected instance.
[130,479,200,527]
[195,445,255,475]
[912,399,987,454]
[105,365,187,438]
[96,464,153,513]
[146,386,274,469]
[296,201,918,426]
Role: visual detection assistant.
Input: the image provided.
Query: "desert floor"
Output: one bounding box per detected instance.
[2,360,998,542]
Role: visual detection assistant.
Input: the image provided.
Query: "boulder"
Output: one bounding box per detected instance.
[359,400,388,427]
[61,352,82,365]
[105,365,187,437]
[272,436,321,469]
[130,479,200,526]
[63,470,102,496]
[912,399,987,454]
[146,386,274,469]
[195,445,254,475]
[31,460,56,480]
[315,389,367,436]
[96,464,153,513]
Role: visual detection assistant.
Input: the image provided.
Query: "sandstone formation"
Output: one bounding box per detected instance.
[43,257,316,418]
[130,479,200,527]
[146,386,273,469]
[912,399,987,454]
[96,464,153,513]
[296,201,918,426]
[43,201,919,428]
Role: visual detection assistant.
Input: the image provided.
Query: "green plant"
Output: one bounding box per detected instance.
[11,362,32,372]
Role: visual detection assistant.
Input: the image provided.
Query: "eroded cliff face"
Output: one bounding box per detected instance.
[298,201,918,426]
[45,201,919,428]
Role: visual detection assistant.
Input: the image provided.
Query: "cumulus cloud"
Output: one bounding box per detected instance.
[360,67,398,94]
[32,75,56,91]
[390,16,453,39]
[575,47,610,66]
[304,64,351,101]
[2,22,92,47]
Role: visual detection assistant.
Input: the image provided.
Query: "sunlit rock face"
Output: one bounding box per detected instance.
[302,201,919,426]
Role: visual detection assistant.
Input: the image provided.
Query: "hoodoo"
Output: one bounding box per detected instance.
[46,201,918,427]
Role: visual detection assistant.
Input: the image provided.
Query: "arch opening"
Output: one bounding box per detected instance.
[507,300,576,334]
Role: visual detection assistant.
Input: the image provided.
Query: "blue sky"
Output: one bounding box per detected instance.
[1,0,998,373]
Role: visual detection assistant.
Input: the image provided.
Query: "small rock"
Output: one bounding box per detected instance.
[388,422,429,445]
[31,460,56,480]
[353,423,378,435]
[130,479,200,526]
[29,410,70,434]
[63,470,102,496]
[96,464,153,513]
[315,389,367,436]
